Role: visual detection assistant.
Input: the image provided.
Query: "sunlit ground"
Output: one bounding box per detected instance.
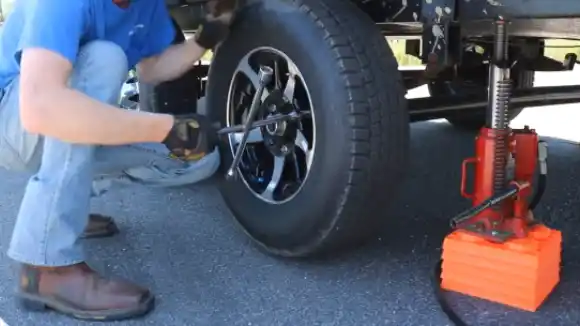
[510,69,580,144]
[405,67,580,144]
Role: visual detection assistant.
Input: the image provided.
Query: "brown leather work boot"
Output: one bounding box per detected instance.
[18,262,154,321]
[80,214,120,239]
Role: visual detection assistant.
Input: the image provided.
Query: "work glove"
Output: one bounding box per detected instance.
[194,0,240,49]
[162,114,219,161]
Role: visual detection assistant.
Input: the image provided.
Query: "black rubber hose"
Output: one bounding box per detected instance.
[528,174,546,210]
[529,141,548,211]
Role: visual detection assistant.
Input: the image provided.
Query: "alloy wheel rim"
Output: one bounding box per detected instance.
[226,47,316,205]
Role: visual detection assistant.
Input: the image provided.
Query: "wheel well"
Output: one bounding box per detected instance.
[167,0,398,31]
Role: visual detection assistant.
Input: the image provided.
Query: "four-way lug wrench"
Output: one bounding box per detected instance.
[225,65,274,180]
[216,111,310,135]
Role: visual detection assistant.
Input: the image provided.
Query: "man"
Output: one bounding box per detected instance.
[0,0,237,321]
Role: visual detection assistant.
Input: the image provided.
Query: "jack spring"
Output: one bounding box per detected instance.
[492,79,512,196]
[488,19,513,205]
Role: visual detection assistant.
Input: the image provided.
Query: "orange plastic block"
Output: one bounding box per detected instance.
[440,224,561,312]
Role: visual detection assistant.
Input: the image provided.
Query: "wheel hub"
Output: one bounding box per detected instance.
[265,115,288,136]
[226,46,316,204]
[263,115,298,156]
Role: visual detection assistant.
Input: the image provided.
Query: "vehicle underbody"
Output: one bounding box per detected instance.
[159,0,580,121]
[123,0,580,258]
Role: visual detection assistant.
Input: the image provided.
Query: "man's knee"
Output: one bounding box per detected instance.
[71,41,129,104]
[77,41,128,79]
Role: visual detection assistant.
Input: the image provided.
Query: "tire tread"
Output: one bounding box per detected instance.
[267,0,409,256]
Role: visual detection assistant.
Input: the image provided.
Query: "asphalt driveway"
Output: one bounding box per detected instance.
[1,70,580,326]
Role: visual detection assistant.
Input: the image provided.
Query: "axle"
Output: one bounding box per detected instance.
[408,85,580,121]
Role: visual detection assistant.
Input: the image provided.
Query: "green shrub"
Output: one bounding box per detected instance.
[388,39,422,66]
[543,39,580,61]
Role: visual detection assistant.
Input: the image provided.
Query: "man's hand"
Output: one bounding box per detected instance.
[194,0,240,49]
[162,114,219,161]
[207,0,239,24]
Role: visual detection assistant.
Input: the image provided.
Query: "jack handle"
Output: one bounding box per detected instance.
[460,158,478,200]
[450,182,530,229]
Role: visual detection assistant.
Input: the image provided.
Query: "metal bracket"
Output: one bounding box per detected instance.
[420,0,458,68]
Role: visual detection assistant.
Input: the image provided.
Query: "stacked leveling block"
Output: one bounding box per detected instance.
[439,18,561,313]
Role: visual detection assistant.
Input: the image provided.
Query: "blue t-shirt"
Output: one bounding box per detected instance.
[0,0,175,89]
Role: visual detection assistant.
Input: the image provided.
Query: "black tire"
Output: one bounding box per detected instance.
[205,0,409,257]
[139,19,201,115]
[441,70,534,130]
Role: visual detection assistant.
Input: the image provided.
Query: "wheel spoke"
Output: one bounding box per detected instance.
[291,152,301,181]
[274,59,282,89]
[260,156,286,201]
[235,54,270,101]
[231,128,263,145]
[294,130,313,164]
[283,61,300,101]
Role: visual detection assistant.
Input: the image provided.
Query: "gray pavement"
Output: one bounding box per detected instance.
[2,71,580,325]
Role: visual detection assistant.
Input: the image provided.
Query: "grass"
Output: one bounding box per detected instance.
[543,39,580,62]
[202,50,214,62]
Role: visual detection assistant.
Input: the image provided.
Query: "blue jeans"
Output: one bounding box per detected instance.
[0,41,220,266]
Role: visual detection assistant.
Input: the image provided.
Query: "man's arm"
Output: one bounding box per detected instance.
[17,0,174,145]
[137,0,238,85]
[136,38,207,85]
[20,48,174,145]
